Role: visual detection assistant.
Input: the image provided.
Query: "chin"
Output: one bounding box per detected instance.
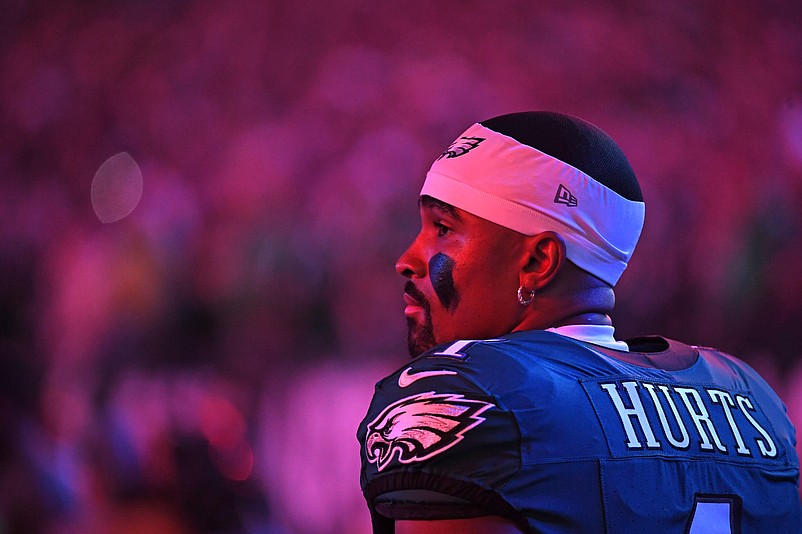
[406,318,436,357]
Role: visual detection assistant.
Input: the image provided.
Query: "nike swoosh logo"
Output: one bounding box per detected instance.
[398,367,458,388]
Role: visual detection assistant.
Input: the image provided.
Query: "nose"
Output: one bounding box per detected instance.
[395,236,426,279]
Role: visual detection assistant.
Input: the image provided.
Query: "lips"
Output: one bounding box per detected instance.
[404,292,422,306]
[403,282,428,316]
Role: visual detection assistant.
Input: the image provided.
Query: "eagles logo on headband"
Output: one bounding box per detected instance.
[438,136,486,160]
[421,111,645,286]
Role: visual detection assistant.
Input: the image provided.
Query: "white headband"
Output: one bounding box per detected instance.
[421,123,645,286]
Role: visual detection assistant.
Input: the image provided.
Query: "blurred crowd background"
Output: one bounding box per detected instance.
[1,0,802,533]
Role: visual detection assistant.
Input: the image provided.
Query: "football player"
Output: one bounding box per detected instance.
[357,112,802,533]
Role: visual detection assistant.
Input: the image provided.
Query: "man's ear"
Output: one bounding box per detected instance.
[520,231,566,291]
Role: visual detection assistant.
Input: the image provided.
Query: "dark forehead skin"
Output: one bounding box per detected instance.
[419,195,462,220]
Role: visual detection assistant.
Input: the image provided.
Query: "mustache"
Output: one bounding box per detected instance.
[404,281,430,311]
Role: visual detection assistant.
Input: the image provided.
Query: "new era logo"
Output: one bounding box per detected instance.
[554,184,578,207]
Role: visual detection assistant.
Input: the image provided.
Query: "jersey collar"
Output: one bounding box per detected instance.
[545,324,629,352]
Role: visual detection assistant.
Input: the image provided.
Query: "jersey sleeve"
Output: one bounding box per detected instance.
[356,349,526,529]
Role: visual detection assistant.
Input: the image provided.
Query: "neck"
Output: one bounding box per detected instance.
[513,266,616,332]
[554,312,612,327]
[512,311,612,333]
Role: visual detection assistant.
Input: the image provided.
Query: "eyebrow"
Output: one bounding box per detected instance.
[419,195,462,220]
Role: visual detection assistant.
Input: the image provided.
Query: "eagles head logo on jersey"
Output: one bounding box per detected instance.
[437,136,486,160]
[365,391,494,472]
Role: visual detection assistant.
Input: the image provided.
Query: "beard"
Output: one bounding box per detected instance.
[404,281,437,357]
[406,314,436,357]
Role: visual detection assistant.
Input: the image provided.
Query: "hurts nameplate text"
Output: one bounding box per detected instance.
[582,379,780,461]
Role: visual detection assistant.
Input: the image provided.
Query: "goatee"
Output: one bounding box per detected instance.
[404,282,436,357]
[407,314,436,357]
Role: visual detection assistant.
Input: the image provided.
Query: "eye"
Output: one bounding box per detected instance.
[434,222,451,237]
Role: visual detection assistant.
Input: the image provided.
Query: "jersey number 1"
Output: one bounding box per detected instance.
[686,494,741,534]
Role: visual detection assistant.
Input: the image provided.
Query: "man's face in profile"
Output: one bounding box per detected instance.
[396,196,526,356]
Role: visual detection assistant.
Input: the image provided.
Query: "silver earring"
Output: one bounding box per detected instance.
[517,285,535,306]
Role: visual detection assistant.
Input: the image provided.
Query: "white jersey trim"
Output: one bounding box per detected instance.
[546,324,629,352]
